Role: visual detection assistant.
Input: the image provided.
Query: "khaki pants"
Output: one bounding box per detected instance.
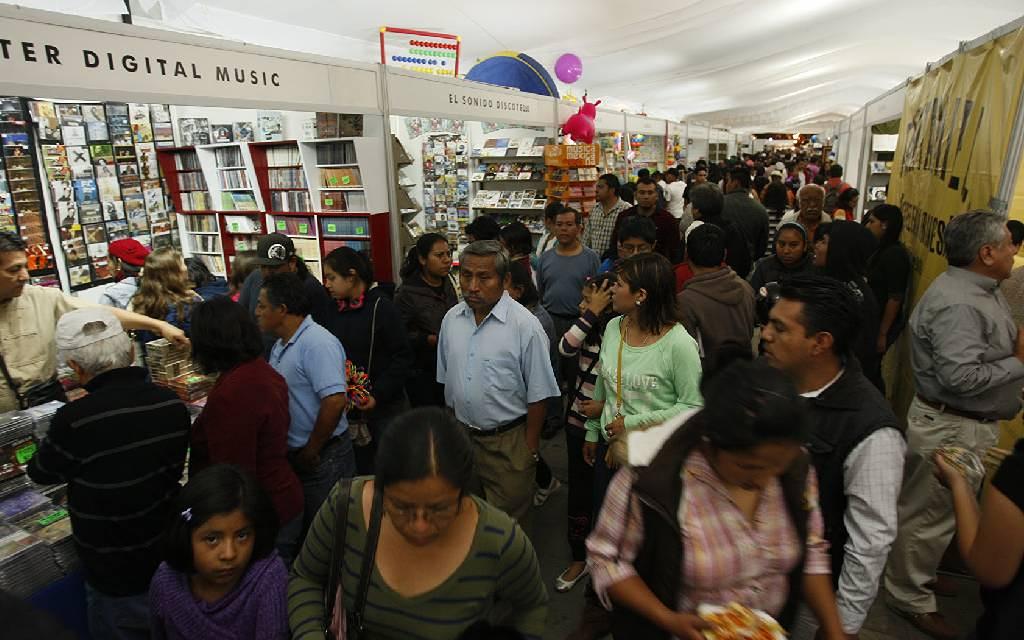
[468,423,536,522]
[884,396,998,614]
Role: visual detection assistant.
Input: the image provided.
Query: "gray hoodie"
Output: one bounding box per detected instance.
[677,267,756,363]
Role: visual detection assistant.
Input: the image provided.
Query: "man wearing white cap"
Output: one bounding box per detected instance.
[0,231,188,413]
[27,307,190,640]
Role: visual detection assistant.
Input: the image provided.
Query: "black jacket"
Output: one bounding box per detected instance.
[610,417,810,639]
[702,215,753,279]
[27,367,190,596]
[393,273,458,379]
[722,190,770,262]
[318,287,413,406]
[748,253,813,294]
[804,358,904,581]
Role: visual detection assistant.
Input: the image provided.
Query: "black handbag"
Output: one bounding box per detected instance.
[0,352,66,410]
[324,478,384,640]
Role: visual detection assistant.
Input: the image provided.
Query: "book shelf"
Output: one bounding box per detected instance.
[544,143,600,220]
[863,133,897,219]
[0,97,57,281]
[251,140,320,278]
[469,136,551,237]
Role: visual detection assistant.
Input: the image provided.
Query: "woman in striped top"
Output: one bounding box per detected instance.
[555,272,616,593]
[287,407,548,640]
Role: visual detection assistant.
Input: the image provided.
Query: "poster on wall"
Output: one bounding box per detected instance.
[886,24,1024,442]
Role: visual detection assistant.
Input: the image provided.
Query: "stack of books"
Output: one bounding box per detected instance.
[15,506,76,572]
[0,522,62,597]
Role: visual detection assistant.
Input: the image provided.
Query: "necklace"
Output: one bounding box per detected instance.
[615,316,654,419]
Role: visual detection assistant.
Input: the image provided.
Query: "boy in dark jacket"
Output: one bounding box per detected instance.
[677,223,755,366]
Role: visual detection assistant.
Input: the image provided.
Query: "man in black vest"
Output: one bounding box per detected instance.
[761,275,905,639]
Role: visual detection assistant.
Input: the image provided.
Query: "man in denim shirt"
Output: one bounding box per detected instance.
[258,272,353,533]
[438,241,559,520]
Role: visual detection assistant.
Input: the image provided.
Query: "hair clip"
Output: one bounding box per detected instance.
[181,508,192,522]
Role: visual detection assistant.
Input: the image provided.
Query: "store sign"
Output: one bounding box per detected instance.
[0,14,380,112]
[387,71,553,126]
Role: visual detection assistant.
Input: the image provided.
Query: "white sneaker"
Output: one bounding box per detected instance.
[533,477,562,507]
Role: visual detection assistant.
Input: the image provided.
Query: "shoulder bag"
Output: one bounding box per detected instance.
[0,351,66,410]
[325,478,385,640]
[348,298,381,447]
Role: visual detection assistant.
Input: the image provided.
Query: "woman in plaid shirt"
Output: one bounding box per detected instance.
[586,360,847,640]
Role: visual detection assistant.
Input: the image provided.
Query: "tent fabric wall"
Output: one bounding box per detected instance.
[885,21,1024,445]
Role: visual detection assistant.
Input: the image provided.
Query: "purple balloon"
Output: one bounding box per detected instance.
[555,53,583,84]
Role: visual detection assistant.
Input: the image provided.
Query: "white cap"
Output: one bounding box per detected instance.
[56,307,125,350]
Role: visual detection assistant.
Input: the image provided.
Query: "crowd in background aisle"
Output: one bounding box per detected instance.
[1,147,1023,640]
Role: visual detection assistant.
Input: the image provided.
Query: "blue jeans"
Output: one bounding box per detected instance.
[276,514,304,570]
[290,431,356,534]
[84,583,149,640]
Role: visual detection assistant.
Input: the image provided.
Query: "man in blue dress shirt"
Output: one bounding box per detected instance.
[438,240,560,520]
[258,272,354,533]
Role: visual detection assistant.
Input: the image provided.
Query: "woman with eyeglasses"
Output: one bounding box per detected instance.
[287,407,547,640]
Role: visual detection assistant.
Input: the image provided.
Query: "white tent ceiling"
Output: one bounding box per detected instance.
[5,0,1024,132]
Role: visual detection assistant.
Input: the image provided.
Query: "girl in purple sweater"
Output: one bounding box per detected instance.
[150,465,289,640]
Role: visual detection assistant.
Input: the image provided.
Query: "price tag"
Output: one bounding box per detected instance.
[15,442,37,464]
[276,220,287,231]
[327,223,337,233]
[37,509,68,527]
[328,175,338,185]
[341,175,351,185]
[298,223,309,234]
[355,226,366,235]
[324,198,334,206]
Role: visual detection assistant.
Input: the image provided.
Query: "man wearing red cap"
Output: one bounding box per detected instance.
[98,238,150,309]
[0,231,188,413]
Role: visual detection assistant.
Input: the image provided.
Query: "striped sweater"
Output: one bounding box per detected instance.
[287,477,548,640]
[559,309,604,431]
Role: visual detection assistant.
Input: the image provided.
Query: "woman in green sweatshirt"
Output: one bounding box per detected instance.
[581,252,704,508]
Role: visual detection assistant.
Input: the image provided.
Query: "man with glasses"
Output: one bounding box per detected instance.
[606,177,681,264]
[600,216,657,272]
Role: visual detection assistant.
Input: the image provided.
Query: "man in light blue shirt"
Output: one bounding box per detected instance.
[258,272,353,532]
[438,240,560,520]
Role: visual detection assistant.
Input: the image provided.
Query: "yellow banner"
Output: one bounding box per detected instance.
[886,25,1024,448]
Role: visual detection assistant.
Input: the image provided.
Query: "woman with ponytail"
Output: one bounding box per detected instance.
[320,247,413,474]
[394,234,458,407]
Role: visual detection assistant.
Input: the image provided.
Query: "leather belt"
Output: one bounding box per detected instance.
[916,395,995,424]
[460,415,527,437]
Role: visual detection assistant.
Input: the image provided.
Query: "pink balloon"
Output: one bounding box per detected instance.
[555,53,583,84]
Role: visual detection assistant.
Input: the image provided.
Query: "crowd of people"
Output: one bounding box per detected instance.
[0,149,1023,640]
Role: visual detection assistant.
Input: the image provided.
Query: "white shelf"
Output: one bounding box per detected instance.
[217,166,247,170]
[185,231,219,235]
[220,188,255,192]
[317,163,360,168]
[319,187,364,191]
[286,235,318,240]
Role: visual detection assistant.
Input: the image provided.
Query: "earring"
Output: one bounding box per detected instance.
[635,300,642,306]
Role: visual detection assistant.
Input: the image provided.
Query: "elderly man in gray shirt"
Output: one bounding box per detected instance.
[885,210,1024,640]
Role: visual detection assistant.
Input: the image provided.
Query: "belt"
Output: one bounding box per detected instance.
[916,395,995,424]
[288,433,344,454]
[460,415,527,437]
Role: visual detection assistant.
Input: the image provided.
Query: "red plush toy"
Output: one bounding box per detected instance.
[562,95,601,144]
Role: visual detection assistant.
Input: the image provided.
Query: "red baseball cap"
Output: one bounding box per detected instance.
[108,238,151,267]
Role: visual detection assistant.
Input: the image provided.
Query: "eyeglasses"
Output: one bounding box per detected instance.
[384,498,460,524]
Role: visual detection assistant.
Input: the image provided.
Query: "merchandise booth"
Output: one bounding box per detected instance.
[0,5,393,630]
[385,67,560,262]
[667,120,687,167]
[0,5,393,300]
[832,84,905,221]
[625,114,668,175]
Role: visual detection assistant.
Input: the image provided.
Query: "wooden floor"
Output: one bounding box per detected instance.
[525,434,983,640]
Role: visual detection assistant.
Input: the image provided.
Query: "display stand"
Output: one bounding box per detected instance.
[0,98,57,283]
[864,133,897,216]
[544,144,600,218]
[470,135,551,238]
[626,115,668,175]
